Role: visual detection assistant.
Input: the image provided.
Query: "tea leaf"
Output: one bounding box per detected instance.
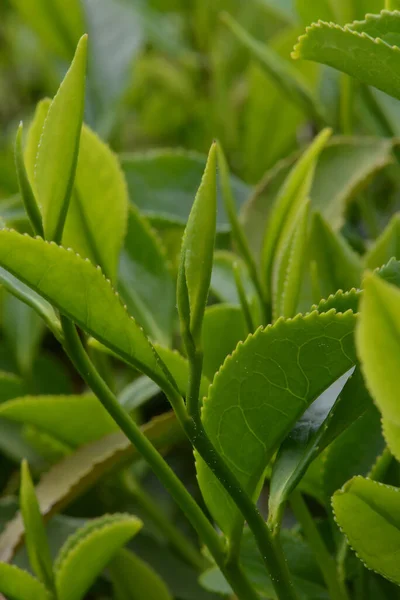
[120,149,251,233]
[109,548,172,600]
[118,376,160,412]
[54,513,142,600]
[292,15,400,101]
[261,129,331,297]
[268,367,360,524]
[196,310,357,536]
[0,563,51,600]
[365,213,400,269]
[14,123,43,237]
[63,124,128,282]
[0,412,182,562]
[177,142,217,345]
[20,460,54,590]
[0,395,117,447]
[119,206,174,345]
[272,199,309,318]
[0,371,25,403]
[202,304,247,380]
[332,476,400,584]
[0,230,168,388]
[357,274,400,425]
[35,34,87,243]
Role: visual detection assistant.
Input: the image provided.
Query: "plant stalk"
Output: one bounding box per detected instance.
[290,491,349,600]
[60,315,259,600]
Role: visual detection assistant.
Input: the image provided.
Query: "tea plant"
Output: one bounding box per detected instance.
[2,2,400,600]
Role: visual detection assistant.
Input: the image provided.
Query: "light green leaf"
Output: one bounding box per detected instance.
[120,149,251,233]
[54,513,142,600]
[332,476,400,585]
[11,0,84,59]
[0,230,169,389]
[272,199,309,318]
[118,206,174,345]
[24,99,51,191]
[202,304,247,380]
[221,12,326,123]
[196,310,357,536]
[35,34,87,243]
[15,123,43,237]
[0,563,51,600]
[20,460,54,590]
[365,213,400,269]
[109,548,172,600]
[357,273,400,425]
[261,129,332,297]
[2,292,45,375]
[0,395,117,447]
[177,143,217,345]
[292,13,400,102]
[62,124,128,282]
[118,376,160,412]
[0,412,182,562]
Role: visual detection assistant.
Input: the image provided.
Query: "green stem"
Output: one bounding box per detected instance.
[290,491,349,600]
[59,315,259,600]
[121,470,205,571]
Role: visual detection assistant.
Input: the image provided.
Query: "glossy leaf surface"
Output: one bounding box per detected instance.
[0,563,51,600]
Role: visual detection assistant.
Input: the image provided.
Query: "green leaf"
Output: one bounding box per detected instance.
[54,513,142,600]
[20,460,54,590]
[120,149,251,233]
[357,273,400,425]
[0,563,51,600]
[313,289,360,315]
[322,403,384,500]
[11,0,84,60]
[177,142,217,346]
[24,99,51,189]
[2,292,45,375]
[118,206,174,345]
[292,13,400,102]
[35,34,87,243]
[196,310,357,536]
[0,371,26,403]
[268,367,357,524]
[272,199,310,318]
[118,376,160,412]
[109,548,172,600]
[0,267,62,341]
[332,476,400,585]
[0,395,117,447]
[261,129,332,297]
[0,412,182,562]
[221,12,326,124]
[242,137,395,258]
[365,213,400,269]
[308,211,362,299]
[62,124,128,282]
[14,123,43,237]
[0,230,169,389]
[202,304,247,380]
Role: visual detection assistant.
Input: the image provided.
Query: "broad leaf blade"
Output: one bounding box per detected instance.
[0,563,51,600]
[0,230,168,388]
[196,310,357,536]
[365,213,400,269]
[333,477,400,584]
[292,17,400,101]
[54,514,142,600]
[357,274,400,425]
[35,34,87,242]
[20,460,54,590]
[109,548,172,600]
